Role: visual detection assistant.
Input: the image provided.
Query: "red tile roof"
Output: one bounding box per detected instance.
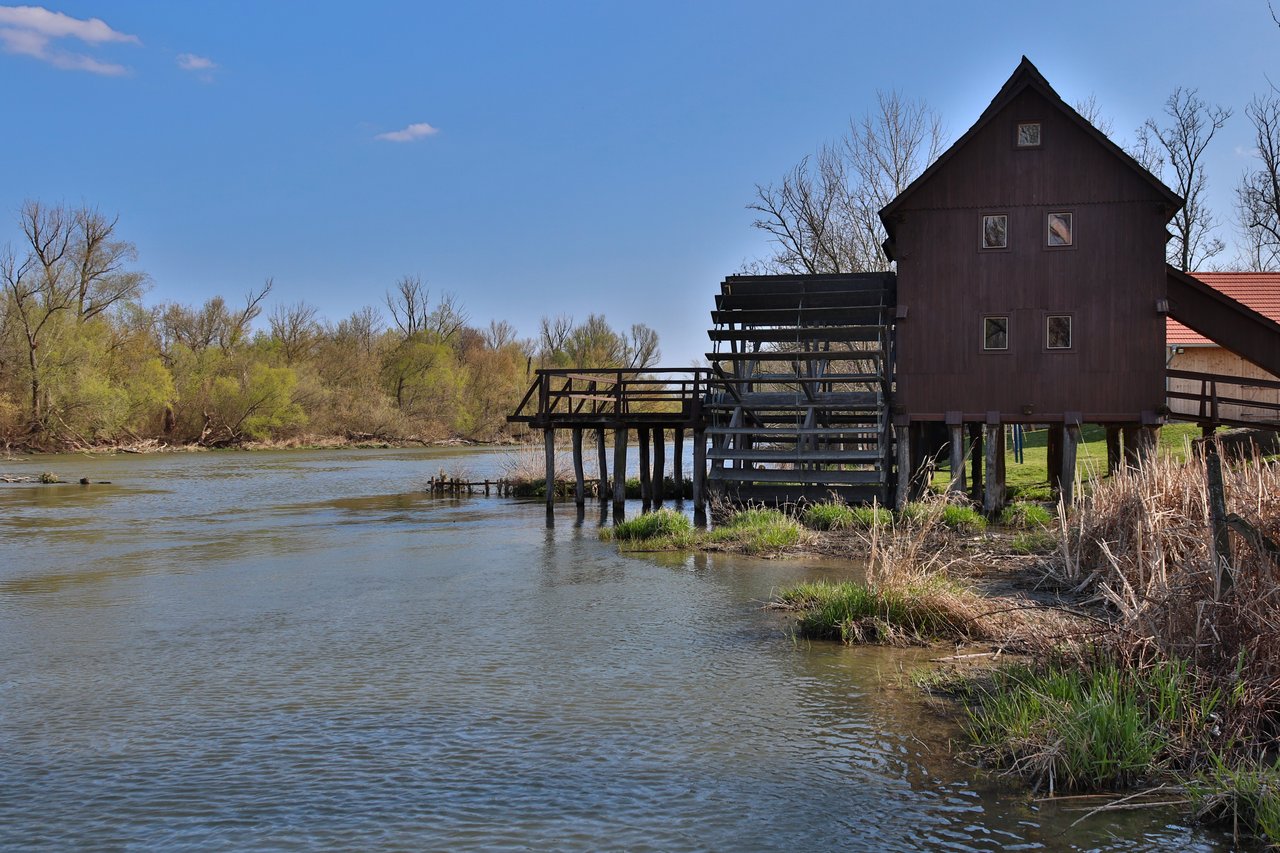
[1167,272,1280,345]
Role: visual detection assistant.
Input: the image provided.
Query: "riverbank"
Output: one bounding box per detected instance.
[0,433,520,458]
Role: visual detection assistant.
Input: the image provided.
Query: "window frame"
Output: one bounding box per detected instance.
[1046,210,1075,249]
[1045,313,1074,351]
[982,314,1010,353]
[980,212,1010,251]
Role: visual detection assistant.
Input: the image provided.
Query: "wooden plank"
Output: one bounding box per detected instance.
[707,448,881,463]
[710,468,884,485]
[706,350,881,363]
[716,291,887,310]
[710,306,886,326]
[708,326,882,343]
[706,426,880,437]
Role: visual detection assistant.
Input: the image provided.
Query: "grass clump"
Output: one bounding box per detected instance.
[778,576,984,645]
[800,501,891,531]
[1190,760,1280,845]
[999,501,1052,529]
[1009,530,1058,555]
[600,508,695,550]
[707,507,802,555]
[940,503,987,534]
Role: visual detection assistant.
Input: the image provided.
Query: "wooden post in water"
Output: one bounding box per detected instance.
[595,427,608,501]
[1105,426,1122,474]
[571,428,585,507]
[612,426,628,515]
[637,427,652,509]
[1061,421,1080,506]
[672,428,684,501]
[652,427,665,508]
[692,427,706,516]
[984,417,1004,516]
[544,428,556,510]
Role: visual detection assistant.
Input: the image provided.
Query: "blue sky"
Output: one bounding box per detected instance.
[1,1,1277,365]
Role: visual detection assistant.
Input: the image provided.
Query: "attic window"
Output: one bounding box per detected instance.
[982,214,1008,249]
[1016,122,1041,147]
[983,316,1009,351]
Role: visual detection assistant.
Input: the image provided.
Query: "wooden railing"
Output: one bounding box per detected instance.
[508,368,711,427]
[1166,368,1280,428]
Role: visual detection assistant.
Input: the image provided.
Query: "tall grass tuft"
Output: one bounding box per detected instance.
[800,501,892,531]
[601,508,695,550]
[707,507,803,554]
[1000,501,1053,529]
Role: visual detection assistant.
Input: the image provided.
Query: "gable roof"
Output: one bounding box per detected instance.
[1168,272,1280,345]
[878,57,1182,243]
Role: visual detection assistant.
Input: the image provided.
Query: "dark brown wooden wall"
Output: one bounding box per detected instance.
[892,87,1169,422]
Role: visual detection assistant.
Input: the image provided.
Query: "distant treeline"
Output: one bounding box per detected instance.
[0,201,660,449]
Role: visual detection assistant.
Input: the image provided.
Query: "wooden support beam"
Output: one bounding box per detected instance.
[692,428,706,513]
[672,428,684,501]
[544,428,556,510]
[1060,423,1080,506]
[969,423,983,503]
[1047,425,1064,494]
[571,427,585,507]
[595,427,608,501]
[1105,426,1121,475]
[638,427,652,509]
[1139,426,1159,464]
[948,424,966,494]
[1122,425,1140,469]
[652,427,665,508]
[895,424,910,510]
[984,421,1004,516]
[613,426,628,514]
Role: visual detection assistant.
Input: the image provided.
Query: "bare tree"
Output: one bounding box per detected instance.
[749,91,944,273]
[1137,88,1232,271]
[428,291,469,342]
[1073,94,1114,137]
[268,300,321,364]
[483,319,518,350]
[335,305,384,357]
[70,207,148,321]
[620,323,660,370]
[1237,94,1280,271]
[386,275,429,338]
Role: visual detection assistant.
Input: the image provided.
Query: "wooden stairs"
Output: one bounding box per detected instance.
[704,273,896,505]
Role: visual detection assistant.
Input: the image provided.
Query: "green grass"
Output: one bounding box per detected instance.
[776,577,982,644]
[1000,501,1053,529]
[800,502,892,531]
[930,423,1203,498]
[600,508,696,550]
[707,508,802,554]
[1189,759,1280,846]
[941,504,987,534]
[964,657,1224,794]
[1009,530,1058,555]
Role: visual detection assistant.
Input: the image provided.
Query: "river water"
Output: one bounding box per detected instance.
[0,447,1231,850]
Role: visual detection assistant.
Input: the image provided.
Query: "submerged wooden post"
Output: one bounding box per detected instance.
[1105,426,1122,475]
[692,428,706,516]
[571,427,585,507]
[595,427,608,500]
[894,424,910,510]
[638,427,652,509]
[672,428,685,501]
[612,426,628,514]
[1060,422,1080,506]
[947,422,966,494]
[984,417,1004,516]
[652,427,665,508]
[544,428,556,509]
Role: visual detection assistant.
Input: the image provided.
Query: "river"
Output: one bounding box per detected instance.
[0,447,1231,850]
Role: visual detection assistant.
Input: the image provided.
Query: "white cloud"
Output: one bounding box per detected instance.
[376,122,440,143]
[0,5,139,75]
[176,52,214,72]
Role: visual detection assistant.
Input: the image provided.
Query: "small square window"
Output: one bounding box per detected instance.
[1017,122,1041,147]
[982,214,1008,249]
[1048,212,1073,246]
[1047,315,1072,349]
[983,316,1009,351]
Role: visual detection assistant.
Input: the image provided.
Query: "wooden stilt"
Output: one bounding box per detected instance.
[672,428,684,501]
[692,428,706,516]
[948,424,966,494]
[1122,425,1140,469]
[1061,423,1080,506]
[544,428,556,510]
[1105,426,1121,475]
[652,428,665,507]
[969,423,983,503]
[1138,426,1159,464]
[638,427,652,509]
[595,427,608,500]
[984,420,1003,516]
[894,424,910,510]
[571,427,585,507]
[1047,425,1064,494]
[612,426,628,515]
